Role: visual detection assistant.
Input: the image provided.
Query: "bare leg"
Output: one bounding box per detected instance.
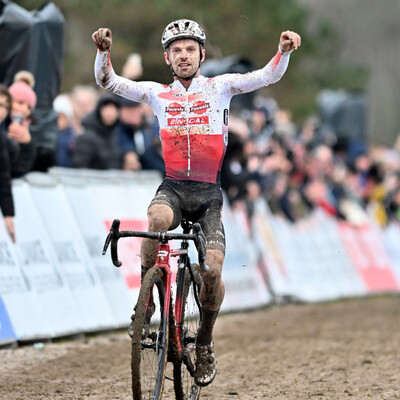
[140,204,174,272]
[197,249,225,345]
[194,248,224,386]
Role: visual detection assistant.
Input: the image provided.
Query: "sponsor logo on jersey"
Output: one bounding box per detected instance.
[166,102,185,116]
[223,130,228,145]
[190,101,210,114]
[224,109,229,125]
[168,116,209,126]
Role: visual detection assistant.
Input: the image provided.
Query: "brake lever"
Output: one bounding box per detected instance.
[102,219,122,267]
[192,223,209,273]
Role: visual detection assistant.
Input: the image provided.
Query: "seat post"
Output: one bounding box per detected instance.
[180,218,192,234]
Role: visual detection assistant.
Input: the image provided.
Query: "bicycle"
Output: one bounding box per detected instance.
[103,218,209,400]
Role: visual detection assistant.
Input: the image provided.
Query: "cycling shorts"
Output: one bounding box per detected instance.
[149,179,225,254]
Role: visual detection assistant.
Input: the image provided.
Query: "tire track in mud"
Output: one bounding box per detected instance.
[1,296,399,400]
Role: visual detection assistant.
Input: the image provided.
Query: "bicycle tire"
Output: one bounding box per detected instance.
[131,267,169,400]
[173,263,202,400]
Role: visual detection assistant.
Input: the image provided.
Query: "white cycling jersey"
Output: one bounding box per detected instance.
[94,49,291,183]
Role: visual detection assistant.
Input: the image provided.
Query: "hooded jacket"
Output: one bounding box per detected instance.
[72,94,122,170]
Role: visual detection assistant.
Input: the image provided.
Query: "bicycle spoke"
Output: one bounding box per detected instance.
[132,268,169,400]
[173,263,202,400]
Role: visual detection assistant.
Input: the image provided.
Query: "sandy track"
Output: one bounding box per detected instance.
[1,296,399,400]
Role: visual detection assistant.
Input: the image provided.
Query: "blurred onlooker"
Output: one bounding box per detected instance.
[116,96,165,174]
[71,85,99,135]
[273,109,297,141]
[385,185,400,223]
[121,53,143,80]
[53,94,76,167]
[72,93,121,170]
[7,76,37,177]
[221,131,261,206]
[0,84,16,241]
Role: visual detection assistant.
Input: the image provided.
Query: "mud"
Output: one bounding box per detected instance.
[1,295,399,400]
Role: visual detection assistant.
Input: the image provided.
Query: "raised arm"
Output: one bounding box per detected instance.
[221,30,301,96]
[92,28,155,104]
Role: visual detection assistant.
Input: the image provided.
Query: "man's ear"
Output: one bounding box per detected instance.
[200,48,206,63]
[164,51,170,65]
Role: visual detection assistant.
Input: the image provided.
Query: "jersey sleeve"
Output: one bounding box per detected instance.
[218,49,291,97]
[94,50,159,106]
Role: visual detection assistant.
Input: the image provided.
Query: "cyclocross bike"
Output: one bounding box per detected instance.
[103,218,209,400]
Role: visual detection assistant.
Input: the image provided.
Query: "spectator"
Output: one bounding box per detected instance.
[121,53,143,80]
[0,84,16,241]
[7,77,37,177]
[221,131,261,207]
[71,85,99,135]
[116,97,165,174]
[72,93,121,170]
[53,94,76,167]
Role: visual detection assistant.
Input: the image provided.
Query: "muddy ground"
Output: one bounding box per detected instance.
[1,295,399,400]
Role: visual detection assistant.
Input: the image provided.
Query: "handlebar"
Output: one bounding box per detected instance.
[102,219,209,272]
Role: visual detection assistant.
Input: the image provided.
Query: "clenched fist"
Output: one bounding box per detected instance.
[279,30,301,53]
[92,28,113,52]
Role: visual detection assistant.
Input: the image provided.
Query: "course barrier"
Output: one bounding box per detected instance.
[0,168,399,344]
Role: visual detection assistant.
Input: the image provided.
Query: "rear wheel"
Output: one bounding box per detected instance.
[131,267,168,400]
[173,263,202,400]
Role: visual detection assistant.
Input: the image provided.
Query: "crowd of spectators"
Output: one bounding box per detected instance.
[2,58,400,244]
[223,98,400,229]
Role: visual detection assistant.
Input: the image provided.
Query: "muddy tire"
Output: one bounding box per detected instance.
[131,267,168,400]
[173,263,202,400]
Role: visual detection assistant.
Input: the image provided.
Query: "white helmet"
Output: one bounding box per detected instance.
[161,19,206,50]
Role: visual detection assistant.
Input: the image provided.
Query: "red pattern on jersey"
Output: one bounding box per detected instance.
[271,50,282,71]
[161,129,225,182]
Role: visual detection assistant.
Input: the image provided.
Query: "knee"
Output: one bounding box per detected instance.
[202,249,224,285]
[147,205,173,231]
[202,266,222,286]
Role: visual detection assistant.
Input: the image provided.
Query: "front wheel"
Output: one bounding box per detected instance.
[173,263,202,400]
[131,267,168,400]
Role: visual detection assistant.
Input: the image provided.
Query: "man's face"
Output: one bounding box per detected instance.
[120,104,143,128]
[100,103,119,126]
[164,39,205,79]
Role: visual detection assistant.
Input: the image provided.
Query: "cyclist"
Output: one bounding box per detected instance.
[92,19,300,386]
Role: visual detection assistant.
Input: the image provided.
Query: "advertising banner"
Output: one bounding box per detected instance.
[26,173,117,332]
[338,221,399,293]
[12,180,85,337]
[0,293,16,346]
[87,171,161,302]
[222,200,271,311]
[0,208,53,341]
[382,223,400,285]
[62,178,135,327]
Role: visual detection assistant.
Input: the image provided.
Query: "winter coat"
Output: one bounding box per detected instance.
[0,126,15,217]
[72,95,122,170]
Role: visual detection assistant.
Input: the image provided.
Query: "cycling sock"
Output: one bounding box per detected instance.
[196,309,219,346]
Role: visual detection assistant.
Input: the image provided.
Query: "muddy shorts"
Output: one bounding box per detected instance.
[149,179,225,254]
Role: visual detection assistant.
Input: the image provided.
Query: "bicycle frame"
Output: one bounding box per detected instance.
[103,218,207,400]
[103,218,208,354]
[154,240,195,355]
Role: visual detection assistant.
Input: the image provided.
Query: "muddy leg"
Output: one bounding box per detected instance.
[197,249,225,345]
[140,204,174,272]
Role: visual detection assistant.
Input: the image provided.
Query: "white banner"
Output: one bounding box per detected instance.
[12,180,85,337]
[0,208,53,341]
[25,173,117,332]
[86,170,161,304]
[60,177,135,328]
[221,200,271,311]
[0,292,16,346]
